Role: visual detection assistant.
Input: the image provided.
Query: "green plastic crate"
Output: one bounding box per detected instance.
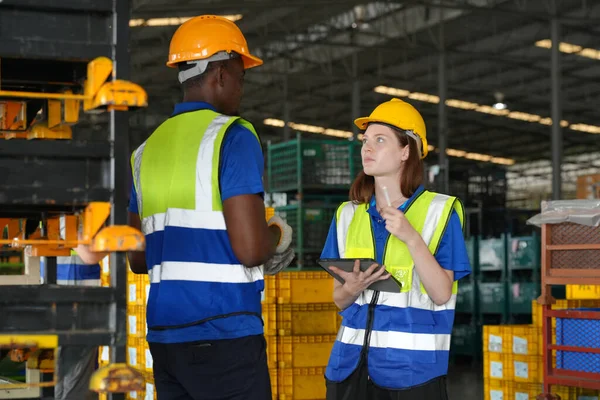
[478,237,506,271]
[267,137,362,193]
[510,282,540,314]
[456,281,474,313]
[275,202,340,268]
[451,324,480,356]
[479,281,507,314]
[508,236,540,270]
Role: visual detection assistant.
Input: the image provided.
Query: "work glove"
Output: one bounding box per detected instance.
[263,247,295,275]
[268,215,293,254]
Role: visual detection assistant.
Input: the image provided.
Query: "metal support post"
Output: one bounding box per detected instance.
[352,53,361,141]
[437,20,449,194]
[109,2,130,395]
[551,15,562,200]
[283,69,291,141]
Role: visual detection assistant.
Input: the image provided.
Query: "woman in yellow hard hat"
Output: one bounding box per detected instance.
[320,98,472,399]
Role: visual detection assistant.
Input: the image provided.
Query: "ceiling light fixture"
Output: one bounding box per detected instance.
[263,118,514,165]
[129,14,243,27]
[373,85,599,134]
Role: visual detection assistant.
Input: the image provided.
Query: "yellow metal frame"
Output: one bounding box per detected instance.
[0,335,57,390]
[0,57,147,140]
[0,202,145,256]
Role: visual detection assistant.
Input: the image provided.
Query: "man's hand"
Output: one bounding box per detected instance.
[267,215,293,254]
[263,248,295,275]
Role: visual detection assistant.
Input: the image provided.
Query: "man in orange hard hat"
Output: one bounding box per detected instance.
[126,15,294,400]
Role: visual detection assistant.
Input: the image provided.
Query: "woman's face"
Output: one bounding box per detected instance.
[361,124,409,177]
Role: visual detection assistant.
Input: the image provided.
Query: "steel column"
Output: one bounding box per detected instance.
[437,18,449,194]
[352,52,361,141]
[109,1,130,394]
[551,15,562,200]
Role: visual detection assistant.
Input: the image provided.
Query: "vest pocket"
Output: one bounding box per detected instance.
[385,265,413,293]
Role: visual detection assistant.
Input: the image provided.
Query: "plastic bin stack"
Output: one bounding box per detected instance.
[266,134,361,269]
[272,271,340,400]
[482,299,600,400]
[116,206,341,399]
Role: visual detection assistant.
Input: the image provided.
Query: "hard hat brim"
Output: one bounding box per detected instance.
[354,117,393,131]
[354,116,429,159]
[166,51,263,69]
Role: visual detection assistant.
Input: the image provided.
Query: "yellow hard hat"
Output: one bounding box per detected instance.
[166,15,263,69]
[355,98,428,158]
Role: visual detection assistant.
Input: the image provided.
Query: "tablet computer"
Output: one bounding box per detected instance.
[317,258,402,293]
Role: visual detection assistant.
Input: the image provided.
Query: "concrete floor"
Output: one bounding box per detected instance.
[447,361,484,400]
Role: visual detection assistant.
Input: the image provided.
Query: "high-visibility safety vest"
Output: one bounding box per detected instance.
[55,250,101,286]
[131,109,265,342]
[326,190,464,389]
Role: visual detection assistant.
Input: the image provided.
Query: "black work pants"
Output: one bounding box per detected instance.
[149,334,271,400]
[326,359,449,400]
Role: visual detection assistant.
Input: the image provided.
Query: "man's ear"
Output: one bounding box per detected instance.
[216,64,227,88]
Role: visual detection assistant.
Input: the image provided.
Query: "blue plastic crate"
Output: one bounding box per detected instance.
[556,307,600,374]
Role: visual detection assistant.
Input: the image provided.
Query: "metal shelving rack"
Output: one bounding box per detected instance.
[0,1,140,398]
[537,216,600,398]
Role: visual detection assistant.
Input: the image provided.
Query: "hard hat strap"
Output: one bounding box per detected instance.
[178,51,239,84]
[403,129,423,156]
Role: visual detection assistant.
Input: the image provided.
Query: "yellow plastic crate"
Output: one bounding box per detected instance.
[507,354,542,384]
[98,346,110,367]
[127,305,147,338]
[576,388,600,399]
[484,352,507,381]
[553,385,577,399]
[266,335,277,370]
[266,206,275,221]
[269,367,278,400]
[263,303,277,336]
[277,304,340,336]
[510,325,542,356]
[263,275,277,304]
[483,379,506,400]
[532,299,600,328]
[277,335,336,368]
[278,367,326,400]
[483,325,510,354]
[506,381,542,399]
[566,285,600,300]
[128,281,144,305]
[127,337,147,370]
[277,272,334,304]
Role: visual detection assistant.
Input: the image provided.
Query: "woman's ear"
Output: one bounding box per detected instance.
[400,144,410,162]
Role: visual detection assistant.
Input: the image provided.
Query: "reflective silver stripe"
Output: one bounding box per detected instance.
[195,115,235,212]
[149,261,263,284]
[141,209,227,236]
[336,202,357,258]
[355,290,457,311]
[337,325,451,351]
[57,279,101,287]
[132,141,147,216]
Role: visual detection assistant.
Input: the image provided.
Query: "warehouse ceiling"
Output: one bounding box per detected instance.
[123,0,600,199]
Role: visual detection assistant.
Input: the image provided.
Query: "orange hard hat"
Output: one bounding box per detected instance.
[166,15,263,69]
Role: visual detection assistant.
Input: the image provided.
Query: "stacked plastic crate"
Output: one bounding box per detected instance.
[482,299,600,400]
[266,134,361,269]
[126,265,154,400]
[274,271,340,400]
